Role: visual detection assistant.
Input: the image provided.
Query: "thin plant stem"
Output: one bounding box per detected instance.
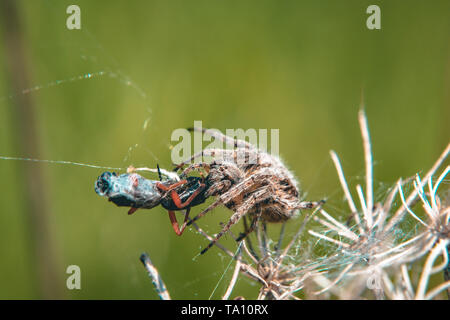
[222,253,242,300]
[358,109,374,221]
[416,240,449,299]
[140,253,171,300]
[387,143,450,231]
[330,150,364,235]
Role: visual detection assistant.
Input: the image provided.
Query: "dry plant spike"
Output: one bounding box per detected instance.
[140,253,171,300]
[358,109,374,223]
[356,184,371,229]
[386,143,450,231]
[416,240,450,299]
[400,264,415,298]
[329,151,359,222]
[310,109,449,299]
[314,263,354,295]
[222,251,242,300]
[318,209,358,241]
[308,230,350,248]
[189,218,269,286]
[378,180,400,229]
[397,179,429,228]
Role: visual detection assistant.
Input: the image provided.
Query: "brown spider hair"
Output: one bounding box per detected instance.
[175,127,323,254]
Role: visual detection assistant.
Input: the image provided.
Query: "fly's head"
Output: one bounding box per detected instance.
[95,171,116,196]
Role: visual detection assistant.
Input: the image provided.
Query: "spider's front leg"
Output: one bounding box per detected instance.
[178,162,211,179]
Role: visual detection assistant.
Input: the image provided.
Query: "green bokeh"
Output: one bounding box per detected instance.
[0,0,448,299]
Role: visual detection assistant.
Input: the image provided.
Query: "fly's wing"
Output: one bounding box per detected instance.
[95,172,163,209]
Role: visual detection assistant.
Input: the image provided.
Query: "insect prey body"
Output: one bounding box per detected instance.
[95,171,209,235]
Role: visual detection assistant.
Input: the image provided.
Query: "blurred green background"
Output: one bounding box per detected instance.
[0,0,448,299]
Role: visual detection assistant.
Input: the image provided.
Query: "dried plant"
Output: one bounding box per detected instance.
[139,110,450,300]
[308,111,449,300]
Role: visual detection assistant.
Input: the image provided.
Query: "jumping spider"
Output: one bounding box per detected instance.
[174,128,324,254]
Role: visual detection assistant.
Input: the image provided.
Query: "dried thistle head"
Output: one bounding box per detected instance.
[392,167,450,300]
[308,110,450,299]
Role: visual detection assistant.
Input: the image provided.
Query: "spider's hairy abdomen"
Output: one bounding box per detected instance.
[216,156,302,223]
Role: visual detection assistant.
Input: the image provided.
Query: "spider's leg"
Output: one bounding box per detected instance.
[236,211,261,242]
[242,216,260,261]
[156,164,163,181]
[200,209,246,254]
[188,127,255,150]
[168,207,191,236]
[296,199,326,210]
[179,162,211,178]
[205,180,231,197]
[186,180,233,226]
[187,196,223,226]
[200,187,271,254]
[189,173,269,226]
[210,168,272,200]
